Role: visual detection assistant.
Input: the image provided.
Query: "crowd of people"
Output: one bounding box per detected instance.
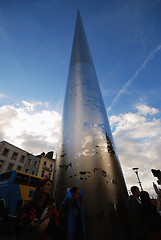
[129,186,161,240]
[12,179,85,240]
[11,179,161,240]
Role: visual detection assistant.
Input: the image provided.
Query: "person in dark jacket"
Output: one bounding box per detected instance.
[140,191,161,240]
[129,186,149,240]
[61,187,86,240]
[15,178,59,240]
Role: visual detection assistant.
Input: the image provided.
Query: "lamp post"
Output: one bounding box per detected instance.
[132,167,143,191]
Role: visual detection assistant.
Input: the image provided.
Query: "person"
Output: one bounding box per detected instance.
[61,187,86,240]
[140,191,161,240]
[15,178,59,240]
[129,186,149,240]
[157,192,161,216]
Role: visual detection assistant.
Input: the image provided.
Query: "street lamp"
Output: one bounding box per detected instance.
[132,167,143,191]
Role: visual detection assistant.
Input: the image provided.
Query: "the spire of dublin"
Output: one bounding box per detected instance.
[54,10,130,239]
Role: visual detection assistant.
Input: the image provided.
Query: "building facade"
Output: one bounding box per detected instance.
[0,141,28,173]
[0,141,41,176]
[23,153,41,176]
[37,152,55,179]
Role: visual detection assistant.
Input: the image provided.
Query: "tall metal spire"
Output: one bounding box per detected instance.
[70,10,94,67]
[54,10,130,239]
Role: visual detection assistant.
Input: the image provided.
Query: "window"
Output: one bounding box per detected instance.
[2,148,9,157]
[14,172,29,185]
[29,189,35,198]
[7,163,14,171]
[29,176,40,187]
[17,166,22,171]
[32,171,35,175]
[34,161,37,167]
[25,169,28,173]
[43,161,47,166]
[49,173,51,178]
[11,152,18,160]
[0,171,12,181]
[27,159,31,165]
[19,155,25,163]
[41,171,45,178]
[50,164,53,169]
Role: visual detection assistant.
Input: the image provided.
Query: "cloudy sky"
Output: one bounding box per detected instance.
[0,0,161,195]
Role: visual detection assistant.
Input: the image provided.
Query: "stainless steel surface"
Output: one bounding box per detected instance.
[54,10,130,239]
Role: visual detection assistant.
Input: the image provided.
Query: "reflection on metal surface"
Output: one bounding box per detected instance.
[54,10,130,239]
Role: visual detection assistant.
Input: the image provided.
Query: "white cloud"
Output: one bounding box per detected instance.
[109,104,161,196]
[0,101,61,155]
[22,100,49,111]
[135,104,159,116]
